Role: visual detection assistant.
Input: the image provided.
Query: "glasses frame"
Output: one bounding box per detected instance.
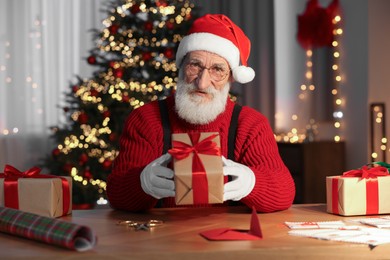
[184,60,231,82]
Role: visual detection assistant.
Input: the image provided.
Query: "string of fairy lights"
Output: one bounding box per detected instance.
[275,13,344,144]
[59,1,194,204]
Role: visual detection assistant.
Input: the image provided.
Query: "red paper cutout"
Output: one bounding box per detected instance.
[200,207,262,241]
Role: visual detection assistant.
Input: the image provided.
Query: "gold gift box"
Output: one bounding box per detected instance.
[0,176,72,218]
[171,132,224,205]
[326,175,390,216]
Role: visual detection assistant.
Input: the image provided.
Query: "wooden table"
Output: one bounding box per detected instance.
[1,204,390,259]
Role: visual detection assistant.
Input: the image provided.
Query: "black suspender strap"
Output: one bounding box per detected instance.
[158,99,171,154]
[227,104,242,161]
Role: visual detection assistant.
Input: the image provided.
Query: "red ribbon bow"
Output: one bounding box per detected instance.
[342,165,389,179]
[0,165,70,215]
[332,165,389,215]
[168,133,221,204]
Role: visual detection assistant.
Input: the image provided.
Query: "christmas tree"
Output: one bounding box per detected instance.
[42,0,199,206]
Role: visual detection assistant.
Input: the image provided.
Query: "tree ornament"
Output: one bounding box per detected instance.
[131,4,141,14]
[78,112,88,124]
[62,163,73,174]
[144,21,153,31]
[72,85,79,93]
[63,107,69,113]
[109,133,117,142]
[102,159,112,170]
[90,89,99,97]
[109,61,116,68]
[79,153,89,165]
[52,148,60,157]
[156,0,168,7]
[102,110,111,118]
[142,51,152,61]
[108,24,119,34]
[84,169,92,180]
[113,68,123,78]
[122,94,129,103]
[87,55,97,64]
[164,48,174,59]
[166,21,174,30]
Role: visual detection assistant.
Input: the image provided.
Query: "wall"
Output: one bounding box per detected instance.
[368,0,390,163]
[274,0,369,169]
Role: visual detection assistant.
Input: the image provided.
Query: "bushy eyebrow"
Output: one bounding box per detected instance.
[187,58,228,69]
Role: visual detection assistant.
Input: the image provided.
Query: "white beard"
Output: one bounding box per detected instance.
[175,78,230,125]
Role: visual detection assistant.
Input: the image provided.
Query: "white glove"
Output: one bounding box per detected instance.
[140,153,175,199]
[222,156,255,201]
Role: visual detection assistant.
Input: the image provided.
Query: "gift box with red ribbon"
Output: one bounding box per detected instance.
[0,165,72,218]
[326,163,390,216]
[168,132,224,205]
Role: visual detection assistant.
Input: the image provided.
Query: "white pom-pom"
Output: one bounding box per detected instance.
[232,66,255,84]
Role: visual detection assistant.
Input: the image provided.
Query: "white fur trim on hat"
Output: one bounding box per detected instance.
[176,32,254,84]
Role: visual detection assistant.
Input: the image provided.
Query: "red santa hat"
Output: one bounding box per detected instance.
[176,14,255,84]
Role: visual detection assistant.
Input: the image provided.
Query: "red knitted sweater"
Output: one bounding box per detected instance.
[107,95,295,212]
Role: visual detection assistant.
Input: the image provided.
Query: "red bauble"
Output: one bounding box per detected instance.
[102,159,112,170]
[142,52,152,61]
[79,153,89,165]
[166,21,174,30]
[87,55,96,64]
[84,170,93,180]
[122,94,129,103]
[52,148,60,157]
[63,107,69,112]
[90,89,99,97]
[113,68,123,78]
[108,24,119,34]
[72,85,79,93]
[62,163,73,174]
[131,4,140,14]
[109,61,116,68]
[109,133,117,142]
[144,21,153,31]
[156,0,167,7]
[78,112,88,124]
[164,48,174,59]
[102,110,111,118]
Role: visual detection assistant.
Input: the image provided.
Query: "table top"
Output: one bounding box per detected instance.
[1,204,390,260]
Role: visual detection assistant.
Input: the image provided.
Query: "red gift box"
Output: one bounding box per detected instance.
[169,132,224,205]
[0,165,72,217]
[326,164,390,216]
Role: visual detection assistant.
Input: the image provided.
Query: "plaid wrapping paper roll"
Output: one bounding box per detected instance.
[0,206,96,251]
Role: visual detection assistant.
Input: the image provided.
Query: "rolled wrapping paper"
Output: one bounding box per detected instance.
[0,206,96,251]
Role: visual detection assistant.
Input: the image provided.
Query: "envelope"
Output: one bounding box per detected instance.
[200,207,263,241]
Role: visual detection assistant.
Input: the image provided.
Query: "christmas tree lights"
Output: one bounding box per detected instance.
[42,0,199,206]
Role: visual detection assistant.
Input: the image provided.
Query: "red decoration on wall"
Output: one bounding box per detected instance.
[297,0,340,50]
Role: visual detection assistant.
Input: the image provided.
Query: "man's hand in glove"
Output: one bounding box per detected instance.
[140,153,175,199]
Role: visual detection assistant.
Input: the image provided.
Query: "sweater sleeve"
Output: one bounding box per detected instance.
[106,102,163,212]
[235,107,296,212]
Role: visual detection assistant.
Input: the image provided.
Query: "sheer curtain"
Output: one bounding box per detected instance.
[0,0,105,170]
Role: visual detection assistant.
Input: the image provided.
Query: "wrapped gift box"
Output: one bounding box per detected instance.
[326,166,390,216]
[0,165,72,218]
[169,132,223,205]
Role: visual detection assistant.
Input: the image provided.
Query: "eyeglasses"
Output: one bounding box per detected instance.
[185,61,230,82]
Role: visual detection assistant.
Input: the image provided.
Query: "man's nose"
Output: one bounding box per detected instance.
[195,69,212,90]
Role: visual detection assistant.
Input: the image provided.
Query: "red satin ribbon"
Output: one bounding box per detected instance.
[332,166,389,215]
[0,165,70,215]
[169,133,221,204]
